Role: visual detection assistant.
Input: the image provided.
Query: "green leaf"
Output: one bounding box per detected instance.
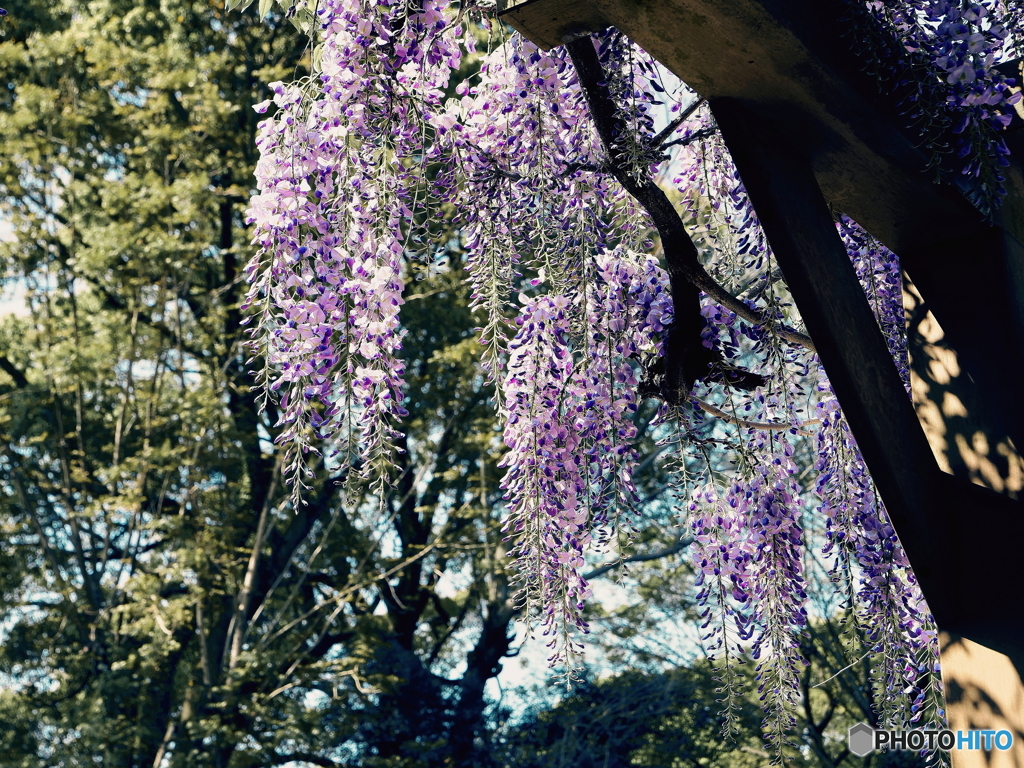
[258,0,273,19]
[290,5,315,33]
[226,0,255,11]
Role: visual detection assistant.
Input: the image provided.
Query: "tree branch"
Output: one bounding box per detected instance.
[226,465,279,674]
[692,397,820,435]
[583,535,694,580]
[649,97,707,149]
[0,355,28,389]
[565,37,815,375]
[88,278,206,359]
[659,126,718,151]
[427,584,475,666]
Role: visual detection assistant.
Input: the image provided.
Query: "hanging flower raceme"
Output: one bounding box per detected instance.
[500,249,671,673]
[664,107,942,749]
[443,33,648,391]
[814,378,939,730]
[838,215,912,393]
[243,0,464,501]
[746,447,810,752]
[811,217,941,734]
[240,0,972,755]
[683,420,813,756]
[853,0,1022,215]
[500,293,591,671]
[688,482,756,738]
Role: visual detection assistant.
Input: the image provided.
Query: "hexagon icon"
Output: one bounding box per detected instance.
[849,722,875,756]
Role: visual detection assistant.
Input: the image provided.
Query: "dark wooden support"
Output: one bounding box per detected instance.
[712,98,1024,668]
[709,99,942,601]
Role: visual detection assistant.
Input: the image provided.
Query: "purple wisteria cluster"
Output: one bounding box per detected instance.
[854,0,1022,214]
[839,214,912,393]
[241,0,977,753]
[499,250,671,672]
[441,33,648,386]
[243,0,464,502]
[688,456,810,746]
[661,117,941,750]
[814,388,939,731]
[818,218,941,731]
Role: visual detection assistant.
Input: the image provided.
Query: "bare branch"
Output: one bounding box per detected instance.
[226,464,280,674]
[649,97,707,149]
[692,397,821,435]
[583,535,694,580]
[659,126,718,151]
[0,356,29,389]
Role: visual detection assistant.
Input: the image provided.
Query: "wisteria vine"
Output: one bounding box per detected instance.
[850,0,1023,215]
[243,0,464,504]
[237,0,1015,757]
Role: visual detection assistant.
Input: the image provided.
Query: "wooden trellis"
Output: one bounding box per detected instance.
[500,0,1024,760]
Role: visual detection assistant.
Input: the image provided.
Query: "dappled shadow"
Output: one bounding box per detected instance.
[940,632,1024,768]
[905,275,1023,499]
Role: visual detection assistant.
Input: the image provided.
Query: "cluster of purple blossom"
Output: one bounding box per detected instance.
[499,250,671,670]
[857,0,1022,213]
[675,209,939,748]
[445,33,649,388]
[243,0,464,503]
[820,218,941,731]
[240,0,987,750]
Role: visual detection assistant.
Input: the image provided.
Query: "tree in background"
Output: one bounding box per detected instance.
[0,2,502,765]
[500,615,932,768]
[0,1,308,763]
[0,4,688,766]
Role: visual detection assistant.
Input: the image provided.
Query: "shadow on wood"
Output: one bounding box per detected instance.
[905,276,1024,498]
[941,632,1024,768]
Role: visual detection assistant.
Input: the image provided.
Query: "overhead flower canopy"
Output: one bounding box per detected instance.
[239,0,1021,756]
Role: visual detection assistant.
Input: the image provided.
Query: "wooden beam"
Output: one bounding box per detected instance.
[500,0,1024,244]
[496,0,609,49]
[710,98,944,590]
[712,97,1024,665]
[901,228,1024,455]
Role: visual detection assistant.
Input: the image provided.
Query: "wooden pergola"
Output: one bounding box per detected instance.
[499,0,1024,760]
